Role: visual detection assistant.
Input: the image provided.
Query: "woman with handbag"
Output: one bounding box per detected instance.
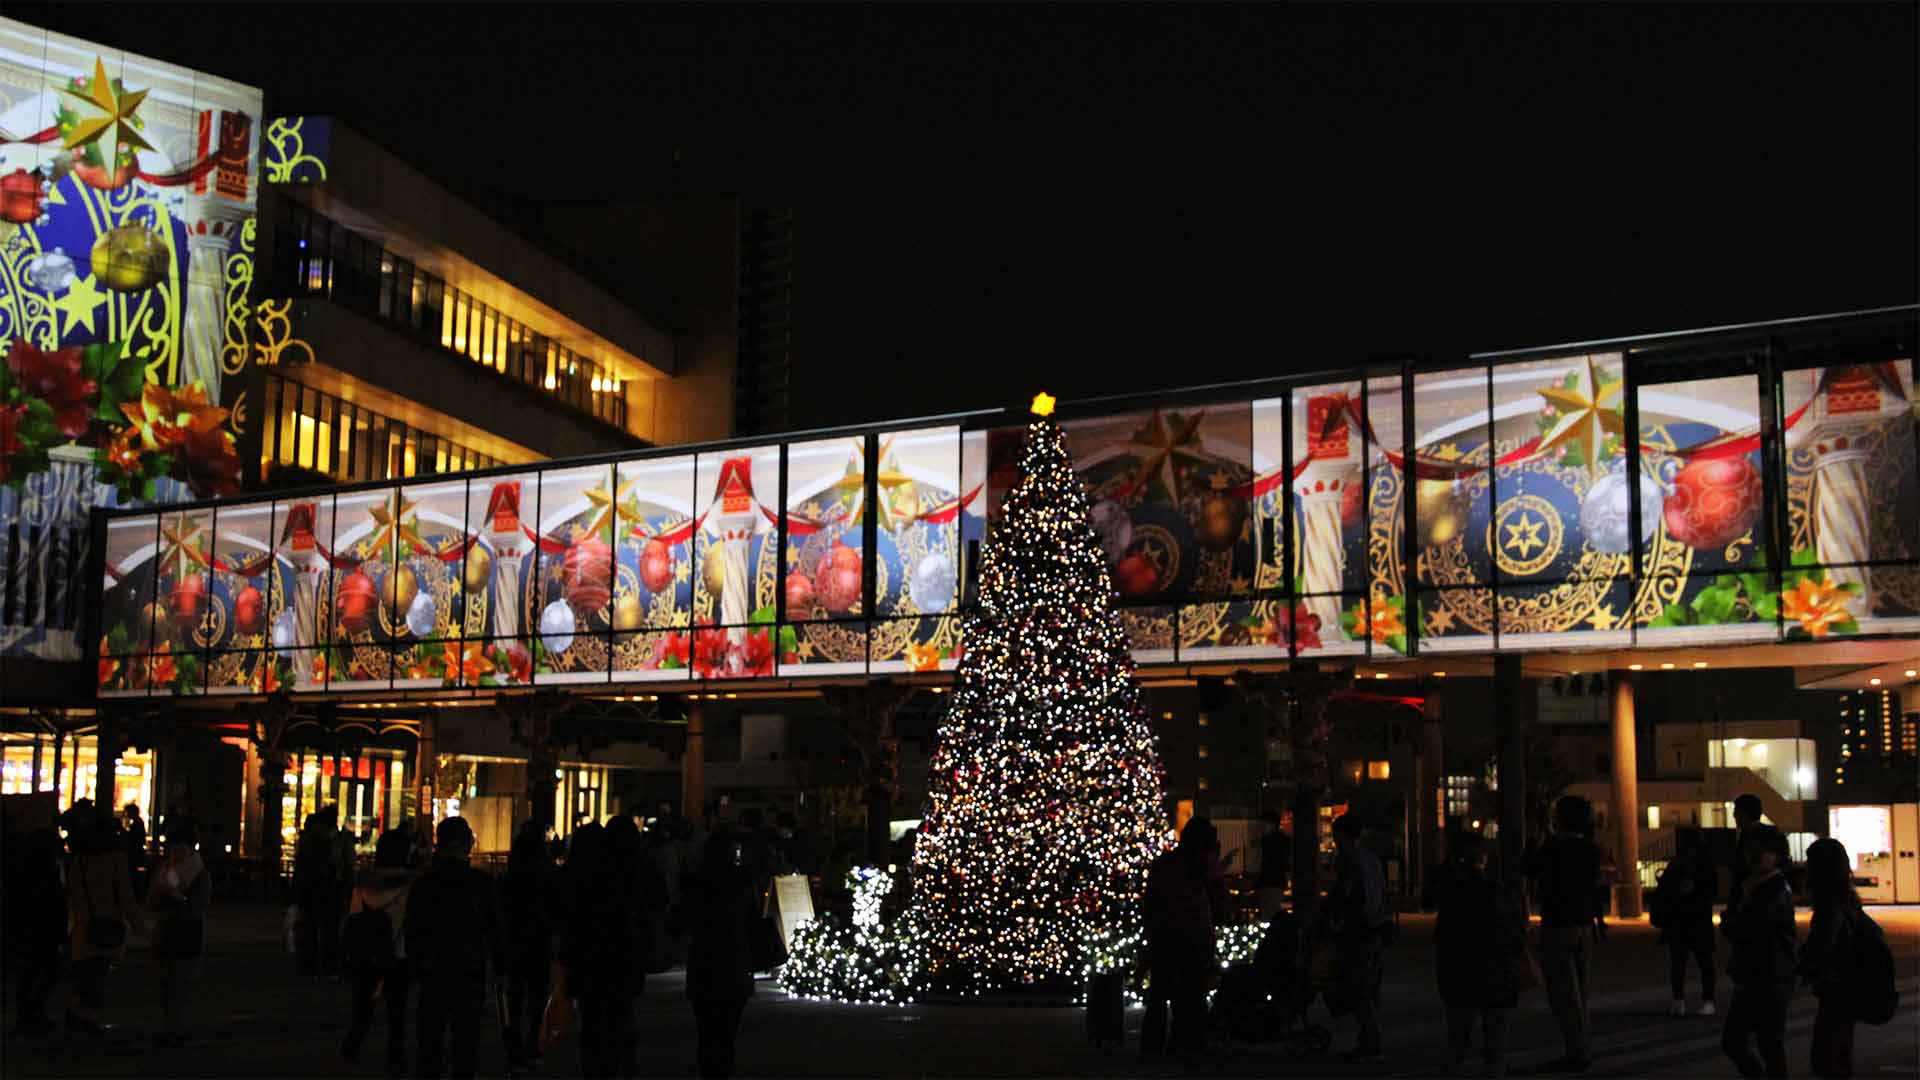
[1434,833,1527,1079]
[146,816,211,1048]
[669,828,760,1078]
[63,805,141,1034]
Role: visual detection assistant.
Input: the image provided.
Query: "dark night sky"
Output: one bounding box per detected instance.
[18,4,1918,429]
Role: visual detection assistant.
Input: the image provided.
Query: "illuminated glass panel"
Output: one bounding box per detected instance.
[1782,358,1920,636]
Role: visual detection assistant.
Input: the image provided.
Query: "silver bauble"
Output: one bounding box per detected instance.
[538,599,575,657]
[270,609,298,661]
[404,590,437,638]
[1579,462,1664,556]
[25,248,75,292]
[1089,499,1133,565]
[907,551,955,614]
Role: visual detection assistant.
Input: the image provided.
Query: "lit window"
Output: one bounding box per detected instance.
[1647,805,1660,830]
[1366,760,1390,781]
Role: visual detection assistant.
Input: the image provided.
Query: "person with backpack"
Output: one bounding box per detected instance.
[1654,826,1720,1017]
[295,808,347,978]
[1799,838,1895,1078]
[64,805,141,1034]
[404,817,505,1079]
[145,815,211,1048]
[499,820,558,1073]
[1525,794,1601,1073]
[340,829,417,1075]
[1433,832,1527,1080]
[669,828,761,1078]
[1720,824,1797,1078]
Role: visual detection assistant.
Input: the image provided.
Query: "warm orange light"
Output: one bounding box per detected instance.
[1693,661,1708,668]
[1629,663,1644,671]
[1432,671,1447,678]
[1660,662,1676,669]
[1905,670,1917,678]
[1869,677,1882,686]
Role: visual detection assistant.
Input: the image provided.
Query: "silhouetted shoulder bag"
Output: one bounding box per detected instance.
[80,862,128,950]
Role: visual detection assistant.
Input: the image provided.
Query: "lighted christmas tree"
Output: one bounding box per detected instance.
[906,399,1171,992]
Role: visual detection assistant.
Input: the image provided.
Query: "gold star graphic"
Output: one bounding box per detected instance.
[55,57,155,170]
[829,437,916,527]
[1425,604,1458,634]
[1504,513,1546,559]
[1587,604,1618,631]
[583,472,644,538]
[1030,391,1056,417]
[1126,409,1213,503]
[1537,354,1624,476]
[365,490,426,560]
[51,273,106,336]
[158,513,206,581]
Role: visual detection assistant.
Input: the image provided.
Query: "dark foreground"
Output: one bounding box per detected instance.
[4,905,1915,1078]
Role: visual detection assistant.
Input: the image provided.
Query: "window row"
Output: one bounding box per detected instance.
[259,373,502,484]
[269,200,628,430]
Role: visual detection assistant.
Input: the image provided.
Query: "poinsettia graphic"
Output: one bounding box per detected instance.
[691,625,730,678]
[1240,602,1323,652]
[5,341,95,437]
[653,630,691,669]
[740,627,776,676]
[0,403,28,484]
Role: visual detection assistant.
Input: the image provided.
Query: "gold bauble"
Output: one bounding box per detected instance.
[464,543,491,592]
[89,224,168,293]
[142,601,172,642]
[384,565,418,616]
[701,543,727,598]
[1416,478,1468,547]
[613,592,644,633]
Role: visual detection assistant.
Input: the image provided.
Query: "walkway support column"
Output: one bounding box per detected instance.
[1494,654,1528,896]
[821,685,918,864]
[1609,669,1643,918]
[1420,688,1447,881]
[681,697,706,825]
[503,690,573,832]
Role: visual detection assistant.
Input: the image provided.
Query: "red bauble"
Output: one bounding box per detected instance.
[0,169,43,224]
[1663,456,1763,550]
[814,543,863,615]
[336,570,378,635]
[563,536,613,615]
[1339,478,1365,531]
[232,583,265,634]
[1113,552,1159,598]
[638,537,674,594]
[785,570,816,617]
[168,575,208,630]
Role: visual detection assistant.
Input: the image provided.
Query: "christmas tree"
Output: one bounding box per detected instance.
[907,401,1170,992]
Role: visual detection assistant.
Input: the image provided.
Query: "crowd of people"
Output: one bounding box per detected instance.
[1139,791,1896,1078]
[2,799,816,1079]
[4,790,1900,1078]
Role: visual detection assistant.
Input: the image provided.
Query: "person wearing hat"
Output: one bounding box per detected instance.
[404,817,504,1078]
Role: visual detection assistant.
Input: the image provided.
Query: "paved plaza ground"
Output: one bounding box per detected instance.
[3,903,1915,1078]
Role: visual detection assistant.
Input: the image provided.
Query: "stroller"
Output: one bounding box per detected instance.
[1208,911,1332,1055]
